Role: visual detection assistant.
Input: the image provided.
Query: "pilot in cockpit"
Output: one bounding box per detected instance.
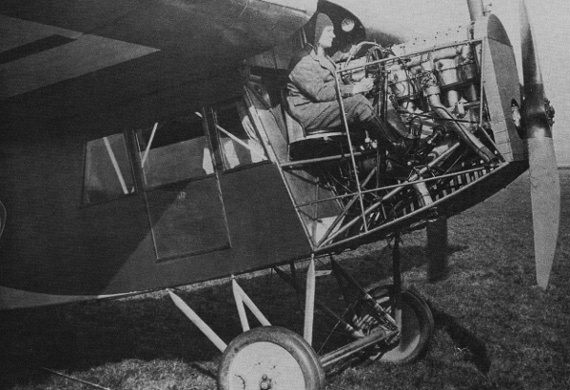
[287,13,411,157]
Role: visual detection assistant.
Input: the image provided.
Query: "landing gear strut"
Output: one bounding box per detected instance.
[171,235,434,390]
[328,234,434,369]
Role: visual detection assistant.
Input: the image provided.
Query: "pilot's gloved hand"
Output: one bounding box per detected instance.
[352,77,374,95]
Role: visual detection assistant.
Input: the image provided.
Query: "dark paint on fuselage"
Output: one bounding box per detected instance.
[0,141,312,296]
[0,80,312,296]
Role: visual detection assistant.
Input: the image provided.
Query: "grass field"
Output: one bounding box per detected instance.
[1,170,569,390]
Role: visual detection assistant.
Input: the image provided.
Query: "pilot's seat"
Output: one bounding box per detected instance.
[285,105,346,161]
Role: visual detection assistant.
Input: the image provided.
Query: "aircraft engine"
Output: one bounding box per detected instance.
[338,34,502,169]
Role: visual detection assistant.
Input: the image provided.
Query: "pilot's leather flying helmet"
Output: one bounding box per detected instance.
[313,13,334,46]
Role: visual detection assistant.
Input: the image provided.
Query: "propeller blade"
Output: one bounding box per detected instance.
[519,0,561,289]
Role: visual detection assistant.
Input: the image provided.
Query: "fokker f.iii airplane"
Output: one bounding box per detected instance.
[0,0,561,388]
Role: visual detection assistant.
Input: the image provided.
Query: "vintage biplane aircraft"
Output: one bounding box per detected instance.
[0,0,561,388]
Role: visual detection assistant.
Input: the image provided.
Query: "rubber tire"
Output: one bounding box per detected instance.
[352,285,433,365]
[404,285,435,333]
[218,326,326,390]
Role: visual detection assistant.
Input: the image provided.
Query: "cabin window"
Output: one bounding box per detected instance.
[83,134,135,205]
[214,100,268,171]
[136,114,214,189]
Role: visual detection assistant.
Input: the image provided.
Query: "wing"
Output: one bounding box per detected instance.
[0,0,317,124]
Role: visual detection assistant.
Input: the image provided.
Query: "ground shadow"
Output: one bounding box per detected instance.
[428,304,491,374]
[0,241,466,389]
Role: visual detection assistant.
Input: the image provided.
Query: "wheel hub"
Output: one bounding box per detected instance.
[259,374,272,390]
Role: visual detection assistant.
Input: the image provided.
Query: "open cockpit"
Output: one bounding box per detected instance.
[242,5,531,254]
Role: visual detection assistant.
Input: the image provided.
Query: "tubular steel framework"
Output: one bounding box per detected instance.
[278,37,526,255]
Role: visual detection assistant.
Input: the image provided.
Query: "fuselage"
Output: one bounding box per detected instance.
[0,0,528,309]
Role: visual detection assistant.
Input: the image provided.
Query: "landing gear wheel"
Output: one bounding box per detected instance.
[218,326,326,390]
[350,285,434,364]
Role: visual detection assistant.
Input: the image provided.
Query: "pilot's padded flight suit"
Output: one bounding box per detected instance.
[287,46,375,131]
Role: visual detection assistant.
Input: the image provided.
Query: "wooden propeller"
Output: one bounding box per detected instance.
[519,0,561,289]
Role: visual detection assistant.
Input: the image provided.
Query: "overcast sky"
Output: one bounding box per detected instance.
[391,0,569,166]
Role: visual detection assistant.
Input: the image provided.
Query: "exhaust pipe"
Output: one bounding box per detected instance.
[424,84,497,163]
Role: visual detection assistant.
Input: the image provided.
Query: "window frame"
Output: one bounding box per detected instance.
[81,132,137,206]
[81,98,270,208]
[212,98,270,173]
[133,111,216,191]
